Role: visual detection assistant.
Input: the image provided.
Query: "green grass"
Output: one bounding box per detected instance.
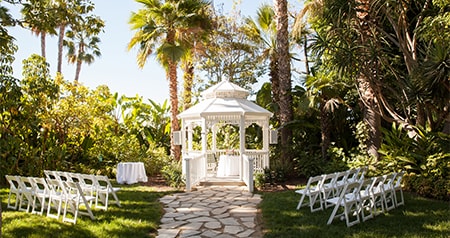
[2,184,449,238]
[260,190,450,238]
[1,184,180,238]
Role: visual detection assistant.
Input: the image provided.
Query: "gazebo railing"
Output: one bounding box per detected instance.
[184,152,205,192]
[244,150,269,174]
[242,155,254,192]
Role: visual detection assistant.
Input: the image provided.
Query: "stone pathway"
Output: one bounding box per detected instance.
[157,185,262,238]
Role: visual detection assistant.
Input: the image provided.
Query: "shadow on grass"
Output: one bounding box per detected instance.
[1,184,181,238]
[261,191,450,238]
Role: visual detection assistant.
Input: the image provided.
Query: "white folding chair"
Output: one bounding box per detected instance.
[393,171,405,207]
[333,171,349,196]
[46,178,66,219]
[326,181,361,227]
[358,178,375,222]
[382,173,396,211]
[94,175,121,210]
[17,176,35,213]
[370,176,386,216]
[295,175,323,212]
[30,177,51,215]
[321,173,337,208]
[5,175,22,210]
[62,181,96,224]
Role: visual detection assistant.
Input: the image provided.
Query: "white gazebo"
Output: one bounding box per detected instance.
[177,79,274,192]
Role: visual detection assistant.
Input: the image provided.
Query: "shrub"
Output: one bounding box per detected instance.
[379,123,450,200]
[161,160,185,188]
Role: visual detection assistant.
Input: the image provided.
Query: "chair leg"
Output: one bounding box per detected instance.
[296,193,306,210]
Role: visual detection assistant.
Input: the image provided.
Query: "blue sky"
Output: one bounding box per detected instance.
[9,0,300,104]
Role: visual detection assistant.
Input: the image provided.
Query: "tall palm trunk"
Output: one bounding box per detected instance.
[169,60,181,161]
[275,0,293,160]
[74,59,82,83]
[167,30,181,161]
[182,60,194,110]
[269,53,280,125]
[40,32,46,58]
[57,24,65,73]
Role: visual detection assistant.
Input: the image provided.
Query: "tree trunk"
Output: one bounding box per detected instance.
[57,24,65,73]
[169,60,181,161]
[74,59,82,83]
[41,32,46,59]
[358,75,381,159]
[275,0,293,160]
[269,53,280,125]
[356,0,381,160]
[182,60,194,110]
[320,98,331,160]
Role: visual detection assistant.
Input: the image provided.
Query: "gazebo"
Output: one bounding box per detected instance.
[177,79,274,192]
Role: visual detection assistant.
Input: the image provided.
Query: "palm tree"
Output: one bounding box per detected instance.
[244,4,280,124]
[64,15,104,82]
[128,0,212,161]
[21,0,57,58]
[54,0,94,74]
[274,0,293,161]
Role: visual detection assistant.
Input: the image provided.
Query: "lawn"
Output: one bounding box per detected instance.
[1,183,180,238]
[260,190,450,238]
[1,183,449,238]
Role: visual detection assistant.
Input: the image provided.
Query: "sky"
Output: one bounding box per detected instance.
[8,0,301,104]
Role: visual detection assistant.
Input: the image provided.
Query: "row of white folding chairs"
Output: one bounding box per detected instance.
[295,167,368,212]
[326,171,405,227]
[43,170,121,211]
[5,175,96,224]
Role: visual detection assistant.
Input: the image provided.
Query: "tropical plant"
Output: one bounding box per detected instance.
[128,0,212,161]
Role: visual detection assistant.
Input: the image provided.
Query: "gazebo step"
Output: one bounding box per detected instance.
[199,181,246,187]
[199,176,245,187]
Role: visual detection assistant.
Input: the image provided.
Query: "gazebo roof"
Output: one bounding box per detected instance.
[178,80,272,120]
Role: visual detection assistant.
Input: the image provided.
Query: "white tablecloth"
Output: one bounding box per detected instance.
[217,155,240,177]
[116,162,148,184]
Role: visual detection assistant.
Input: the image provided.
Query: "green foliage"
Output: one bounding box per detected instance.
[161,160,185,188]
[254,172,265,189]
[379,123,450,200]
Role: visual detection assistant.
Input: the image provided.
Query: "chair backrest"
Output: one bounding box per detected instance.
[306,175,323,192]
[359,178,374,197]
[32,177,50,194]
[321,173,336,192]
[18,176,34,190]
[393,171,405,189]
[382,173,396,191]
[5,175,20,191]
[46,178,66,196]
[347,168,360,182]
[95,175,114,188]
[54,171,73,182]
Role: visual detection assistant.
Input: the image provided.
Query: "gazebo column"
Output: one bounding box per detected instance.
[263,120,270,169]
[201,118,207,179]
[187,123,193,152]
[212,123,218,152]
[239,115,245,180]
